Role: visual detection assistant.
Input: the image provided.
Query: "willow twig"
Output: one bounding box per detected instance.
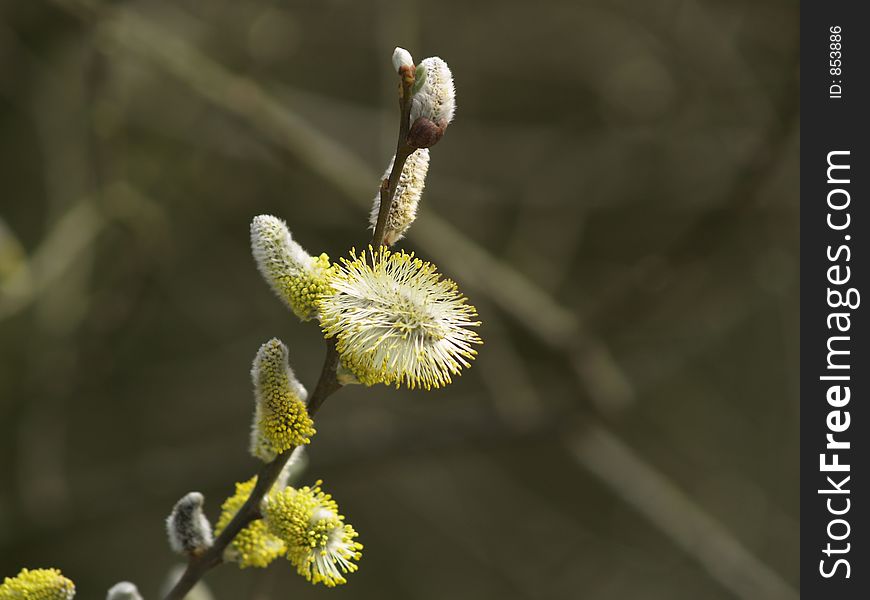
[163,340,341,600]
[371,65,415,247]
[565,424,798,600]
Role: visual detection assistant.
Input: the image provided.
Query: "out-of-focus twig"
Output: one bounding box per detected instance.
[0,219,28,288]
[0,181,170,322]
[565,424,798,600]
[473,305,547,431]
[587,54,800,330]
[0,200,104,320]
[12,40,102,526]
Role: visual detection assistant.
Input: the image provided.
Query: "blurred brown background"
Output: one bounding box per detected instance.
[0,0,798,598]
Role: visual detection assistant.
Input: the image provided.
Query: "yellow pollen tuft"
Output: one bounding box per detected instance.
[262,480,363,587]
[251,216,337,321]
[214,478,286,569]
[250,338,316,462]
[317,246,482,390]
[0,568,75,600]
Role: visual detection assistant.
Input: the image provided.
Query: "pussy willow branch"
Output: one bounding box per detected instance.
[371,66,415,247]
[165,69,413,600]
[163,338,340,600]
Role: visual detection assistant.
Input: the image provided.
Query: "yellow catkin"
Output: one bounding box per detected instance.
[262,481,363,587]
[0,568,75,600]
[251,215,337,321]
[318,246,482,389]
[250,339,315,462]
[214,478,285,568]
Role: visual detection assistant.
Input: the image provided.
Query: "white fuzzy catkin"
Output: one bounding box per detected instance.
[392,47,414,72]
[369,149,430,245]
[166,492,214,556]
[410,57,455,126]
[106,582,144,600]
[250,215,333,321]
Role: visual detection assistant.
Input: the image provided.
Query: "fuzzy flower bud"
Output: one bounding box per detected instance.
[408,57,455,148]
[215,477,286,568]
[106,582,143,600]
[250,215,335,321]
[392,47,414,73]
[318,246,482,389]
[0,568,75,599]
[369,149,430,245]
[249,338,316,462]
[166,492,213,556]
[261,481,363,587]
[411,57,455,124]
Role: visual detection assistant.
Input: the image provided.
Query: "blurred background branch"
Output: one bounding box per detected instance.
[2,0,798,598]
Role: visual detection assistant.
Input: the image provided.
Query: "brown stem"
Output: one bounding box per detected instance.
[163,340,341,600]
[307,338,342,414]
[371,67,415,247]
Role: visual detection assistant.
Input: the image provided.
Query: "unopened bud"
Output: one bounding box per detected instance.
[392,47,414,73]
[106,582,144,600]
[166,492,213,556]
[409,56,455,140]
[406,118,446,150]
